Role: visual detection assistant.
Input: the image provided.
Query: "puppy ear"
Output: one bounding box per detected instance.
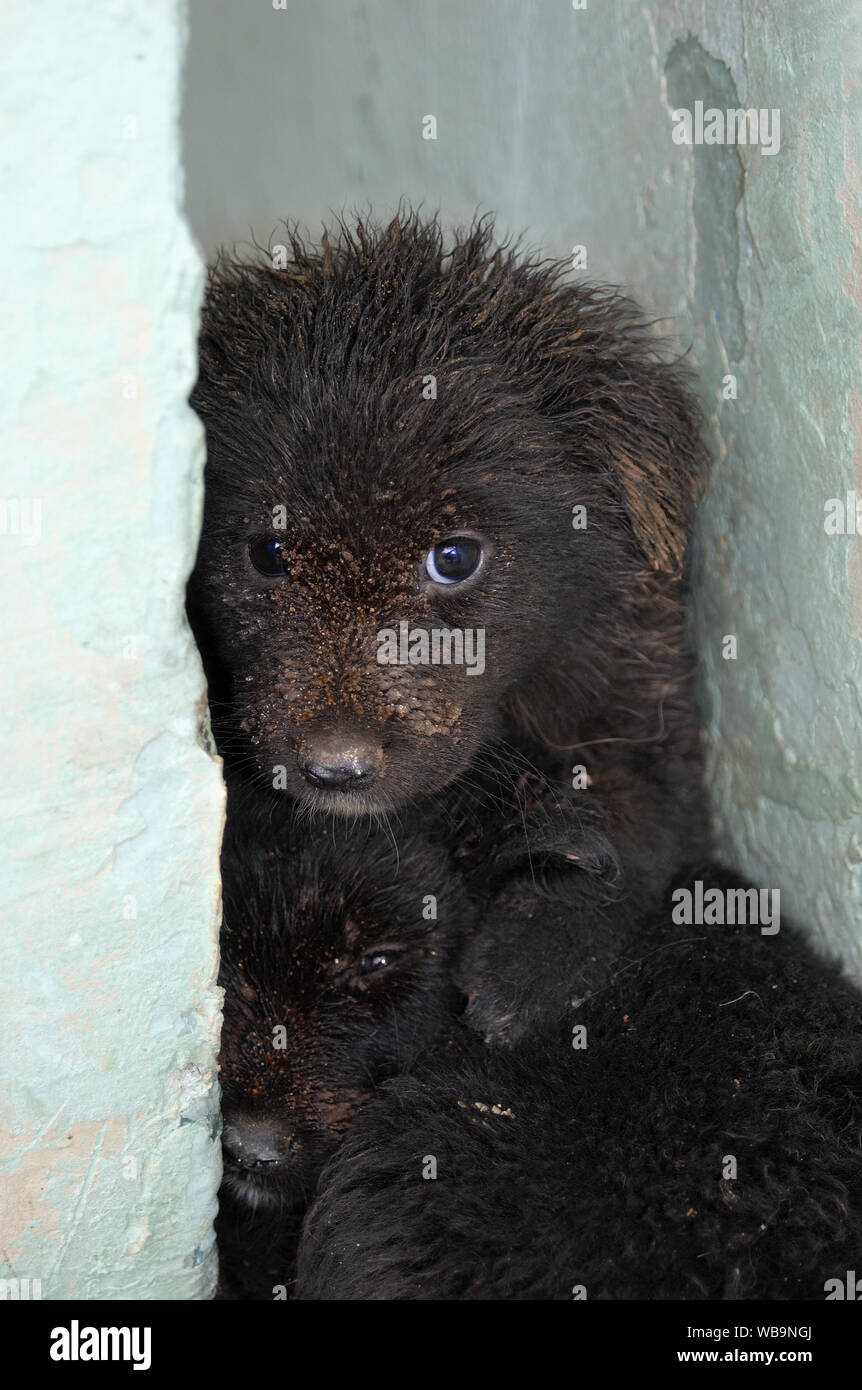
[549,300,707,576]
[559,305,707,576]
[606,390,704,575]
[465,237,707,575]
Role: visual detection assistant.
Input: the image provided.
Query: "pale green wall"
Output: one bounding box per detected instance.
[4,0,857,1306]
[185,0,862,972]
[0,2,224,1297]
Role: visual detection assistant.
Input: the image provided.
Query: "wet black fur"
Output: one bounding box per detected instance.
[192,214,862,1300]
[294,865,862,1301]
[188,211,713,1037]
[216,799,473,1299]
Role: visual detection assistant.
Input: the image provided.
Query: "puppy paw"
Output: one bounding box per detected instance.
[458,898,628,1046]
[459,930,568,1046]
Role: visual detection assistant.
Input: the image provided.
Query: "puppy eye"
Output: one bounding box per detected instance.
[331,943,409,991]
[248,535,289,576]
[424,536,483,585]
[355,952,395,976]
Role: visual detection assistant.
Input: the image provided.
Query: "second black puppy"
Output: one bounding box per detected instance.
[216,808,470,1298]
[295,866,862,1301]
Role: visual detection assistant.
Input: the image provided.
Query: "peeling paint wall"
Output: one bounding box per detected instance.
[537,2,862,970]
[0,2,224,1298]
[184,0,862,973]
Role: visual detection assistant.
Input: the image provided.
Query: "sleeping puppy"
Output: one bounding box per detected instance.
[293,865,862,1302]
[216,778,622,1297]
[187,212,712,1039]
[216,800,471,1298]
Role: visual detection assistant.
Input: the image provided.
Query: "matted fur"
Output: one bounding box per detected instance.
[216,798,470,1298]
[294,865,862,1301]
[188,211,712,1036]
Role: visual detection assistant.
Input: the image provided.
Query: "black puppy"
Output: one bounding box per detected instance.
[294,866,862,1301]
[216,804,470,1298]
[187,212,712,1037]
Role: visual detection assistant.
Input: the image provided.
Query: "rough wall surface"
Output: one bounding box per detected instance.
[582,1,862,972]
[0,1,224,1298]
[184,0,862,971]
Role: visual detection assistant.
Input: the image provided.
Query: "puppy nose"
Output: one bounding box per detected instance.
[222,1116,292,1170]
[297,739,382,790]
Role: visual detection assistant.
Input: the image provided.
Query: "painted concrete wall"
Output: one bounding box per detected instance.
[0,2,224,1298]
[184,0,862,972]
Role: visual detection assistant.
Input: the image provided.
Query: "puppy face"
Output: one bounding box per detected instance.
[189,217,701,816]
[191,389,605,816]
[218,828,465,1214]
